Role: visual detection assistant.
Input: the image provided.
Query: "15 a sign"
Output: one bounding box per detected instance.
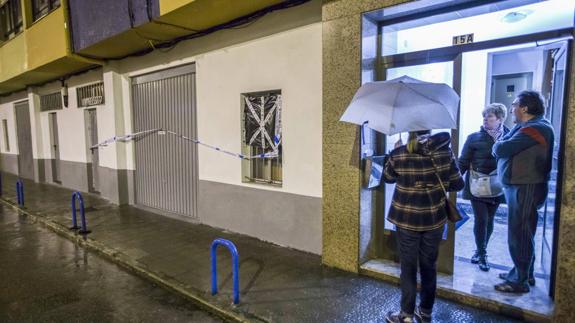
[452,33,474,45]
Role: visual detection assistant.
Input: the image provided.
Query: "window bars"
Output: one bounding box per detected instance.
[241,90,283,186]
[77,82,104,107]
[40,92,63,111]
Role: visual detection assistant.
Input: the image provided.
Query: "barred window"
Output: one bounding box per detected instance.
[0,0,22,40]
[241,90,282,186]
[77,82,104,107]
[31,0,59,22]
[40,92,63,111]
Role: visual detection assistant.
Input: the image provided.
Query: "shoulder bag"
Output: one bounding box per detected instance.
[429,156,462,223]
[469,167,503,198]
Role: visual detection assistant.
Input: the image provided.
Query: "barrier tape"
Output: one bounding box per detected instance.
[90,128,278,160]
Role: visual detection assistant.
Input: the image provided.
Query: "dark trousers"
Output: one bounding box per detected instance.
[471,199,499,254]
[503,183,548,287]
[397,226,443,315]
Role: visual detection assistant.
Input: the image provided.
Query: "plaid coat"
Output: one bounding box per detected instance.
[383,132,464,231]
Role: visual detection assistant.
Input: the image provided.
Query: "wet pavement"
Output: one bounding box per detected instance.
[0,173,523,322]
[0,205,221,322]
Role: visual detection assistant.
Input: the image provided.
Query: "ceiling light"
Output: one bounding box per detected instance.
[501,10,533,23]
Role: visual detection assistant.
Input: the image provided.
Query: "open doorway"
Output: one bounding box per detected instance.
[359,0,573,319]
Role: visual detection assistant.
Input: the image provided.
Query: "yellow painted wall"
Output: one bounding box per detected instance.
[159,0,195,15]
[26,7,68,70]
[0,6,69,88]
[0,34,28,82]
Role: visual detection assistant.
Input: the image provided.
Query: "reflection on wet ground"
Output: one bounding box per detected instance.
[0,205,221,322]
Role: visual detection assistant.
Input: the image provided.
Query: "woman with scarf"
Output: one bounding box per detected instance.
[458,103,509,271]
[384,130,464,323]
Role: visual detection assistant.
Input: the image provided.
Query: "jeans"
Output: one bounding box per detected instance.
[503,183,548,288]
[397,226,443,315]
[471,200,499,255]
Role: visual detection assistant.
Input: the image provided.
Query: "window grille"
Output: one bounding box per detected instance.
[241,90,282,186]
[77,82,104,107]
[2,119,9,151]
[0,0,22,40]
[40,92,63,111]
[32,0,59,22]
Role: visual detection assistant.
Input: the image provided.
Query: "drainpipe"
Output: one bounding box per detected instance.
[61,0,106,66]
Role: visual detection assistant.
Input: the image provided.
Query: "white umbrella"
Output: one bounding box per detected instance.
[339,75,460,135]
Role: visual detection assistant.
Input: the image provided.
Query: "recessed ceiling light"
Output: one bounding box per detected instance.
[501,10,533,23]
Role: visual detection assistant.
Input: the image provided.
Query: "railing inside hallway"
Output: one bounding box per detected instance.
[70,192,91,235]
[211,238,240,304]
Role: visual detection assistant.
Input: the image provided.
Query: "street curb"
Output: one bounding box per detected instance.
[0,198,268,323]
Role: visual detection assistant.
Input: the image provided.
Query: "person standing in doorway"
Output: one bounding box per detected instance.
[492,90,554,293]
[458,103,509,271]
[384,130,464,323]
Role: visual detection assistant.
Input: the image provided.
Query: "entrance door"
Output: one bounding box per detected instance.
[541,40,569,297]
[14,101,34,180]
[49,112,60,183]
[132,64,198,218]
[86,109,99,193]
[376,57,462,274]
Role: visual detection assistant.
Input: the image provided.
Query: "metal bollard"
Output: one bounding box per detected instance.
[211,238,240,304]
[70,192,90,234]
[16,179,23,206]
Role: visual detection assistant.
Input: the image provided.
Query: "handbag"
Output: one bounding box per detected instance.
[469,168,503,198]
[429,156,463,223]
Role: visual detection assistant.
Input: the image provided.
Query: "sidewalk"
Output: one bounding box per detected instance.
[0,173,520,323]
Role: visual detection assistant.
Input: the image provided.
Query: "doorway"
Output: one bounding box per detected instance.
[49,112,61,183]
[131,64,198,218]
[85,109,99,193]
[14,101,34,180]
[359,0,573,318]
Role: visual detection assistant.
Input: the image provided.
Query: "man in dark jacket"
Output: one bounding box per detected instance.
[492,90,554,293]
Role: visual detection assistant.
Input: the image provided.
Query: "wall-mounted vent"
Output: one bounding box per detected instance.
[77,82,104,107]
[40,92,63,111]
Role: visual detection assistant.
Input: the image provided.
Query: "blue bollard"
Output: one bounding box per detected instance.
[16,179,23,206]
[70,192,90,234]
[211,238,240,304]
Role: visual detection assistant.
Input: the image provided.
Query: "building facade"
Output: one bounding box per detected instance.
[0,0,574,321]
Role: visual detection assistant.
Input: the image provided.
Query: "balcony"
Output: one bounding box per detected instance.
[69,0,285,59]
[0,4,95,94]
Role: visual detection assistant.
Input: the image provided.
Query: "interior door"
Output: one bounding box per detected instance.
[541,40,569,297]
[377,56,462,274]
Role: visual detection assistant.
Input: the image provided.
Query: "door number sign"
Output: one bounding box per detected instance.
[453,33,474,45]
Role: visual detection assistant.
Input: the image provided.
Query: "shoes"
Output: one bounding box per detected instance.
[498,272,535,286]
[414,306,432,323]
[494,281,530,293]
[386,311,414,323]
[478,254,490,271]
[471,250,481,264]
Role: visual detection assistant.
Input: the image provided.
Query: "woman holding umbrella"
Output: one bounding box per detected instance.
[339,75,464,323]
[384,130,464,323]
[458,103,509,272]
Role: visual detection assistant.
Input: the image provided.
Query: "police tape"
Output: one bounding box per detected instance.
[90,128,279,160]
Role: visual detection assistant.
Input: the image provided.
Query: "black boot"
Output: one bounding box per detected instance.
[478,254,490,271]
[471,250,481,264]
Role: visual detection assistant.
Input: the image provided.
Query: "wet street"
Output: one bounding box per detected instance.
[0,205,221,322]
